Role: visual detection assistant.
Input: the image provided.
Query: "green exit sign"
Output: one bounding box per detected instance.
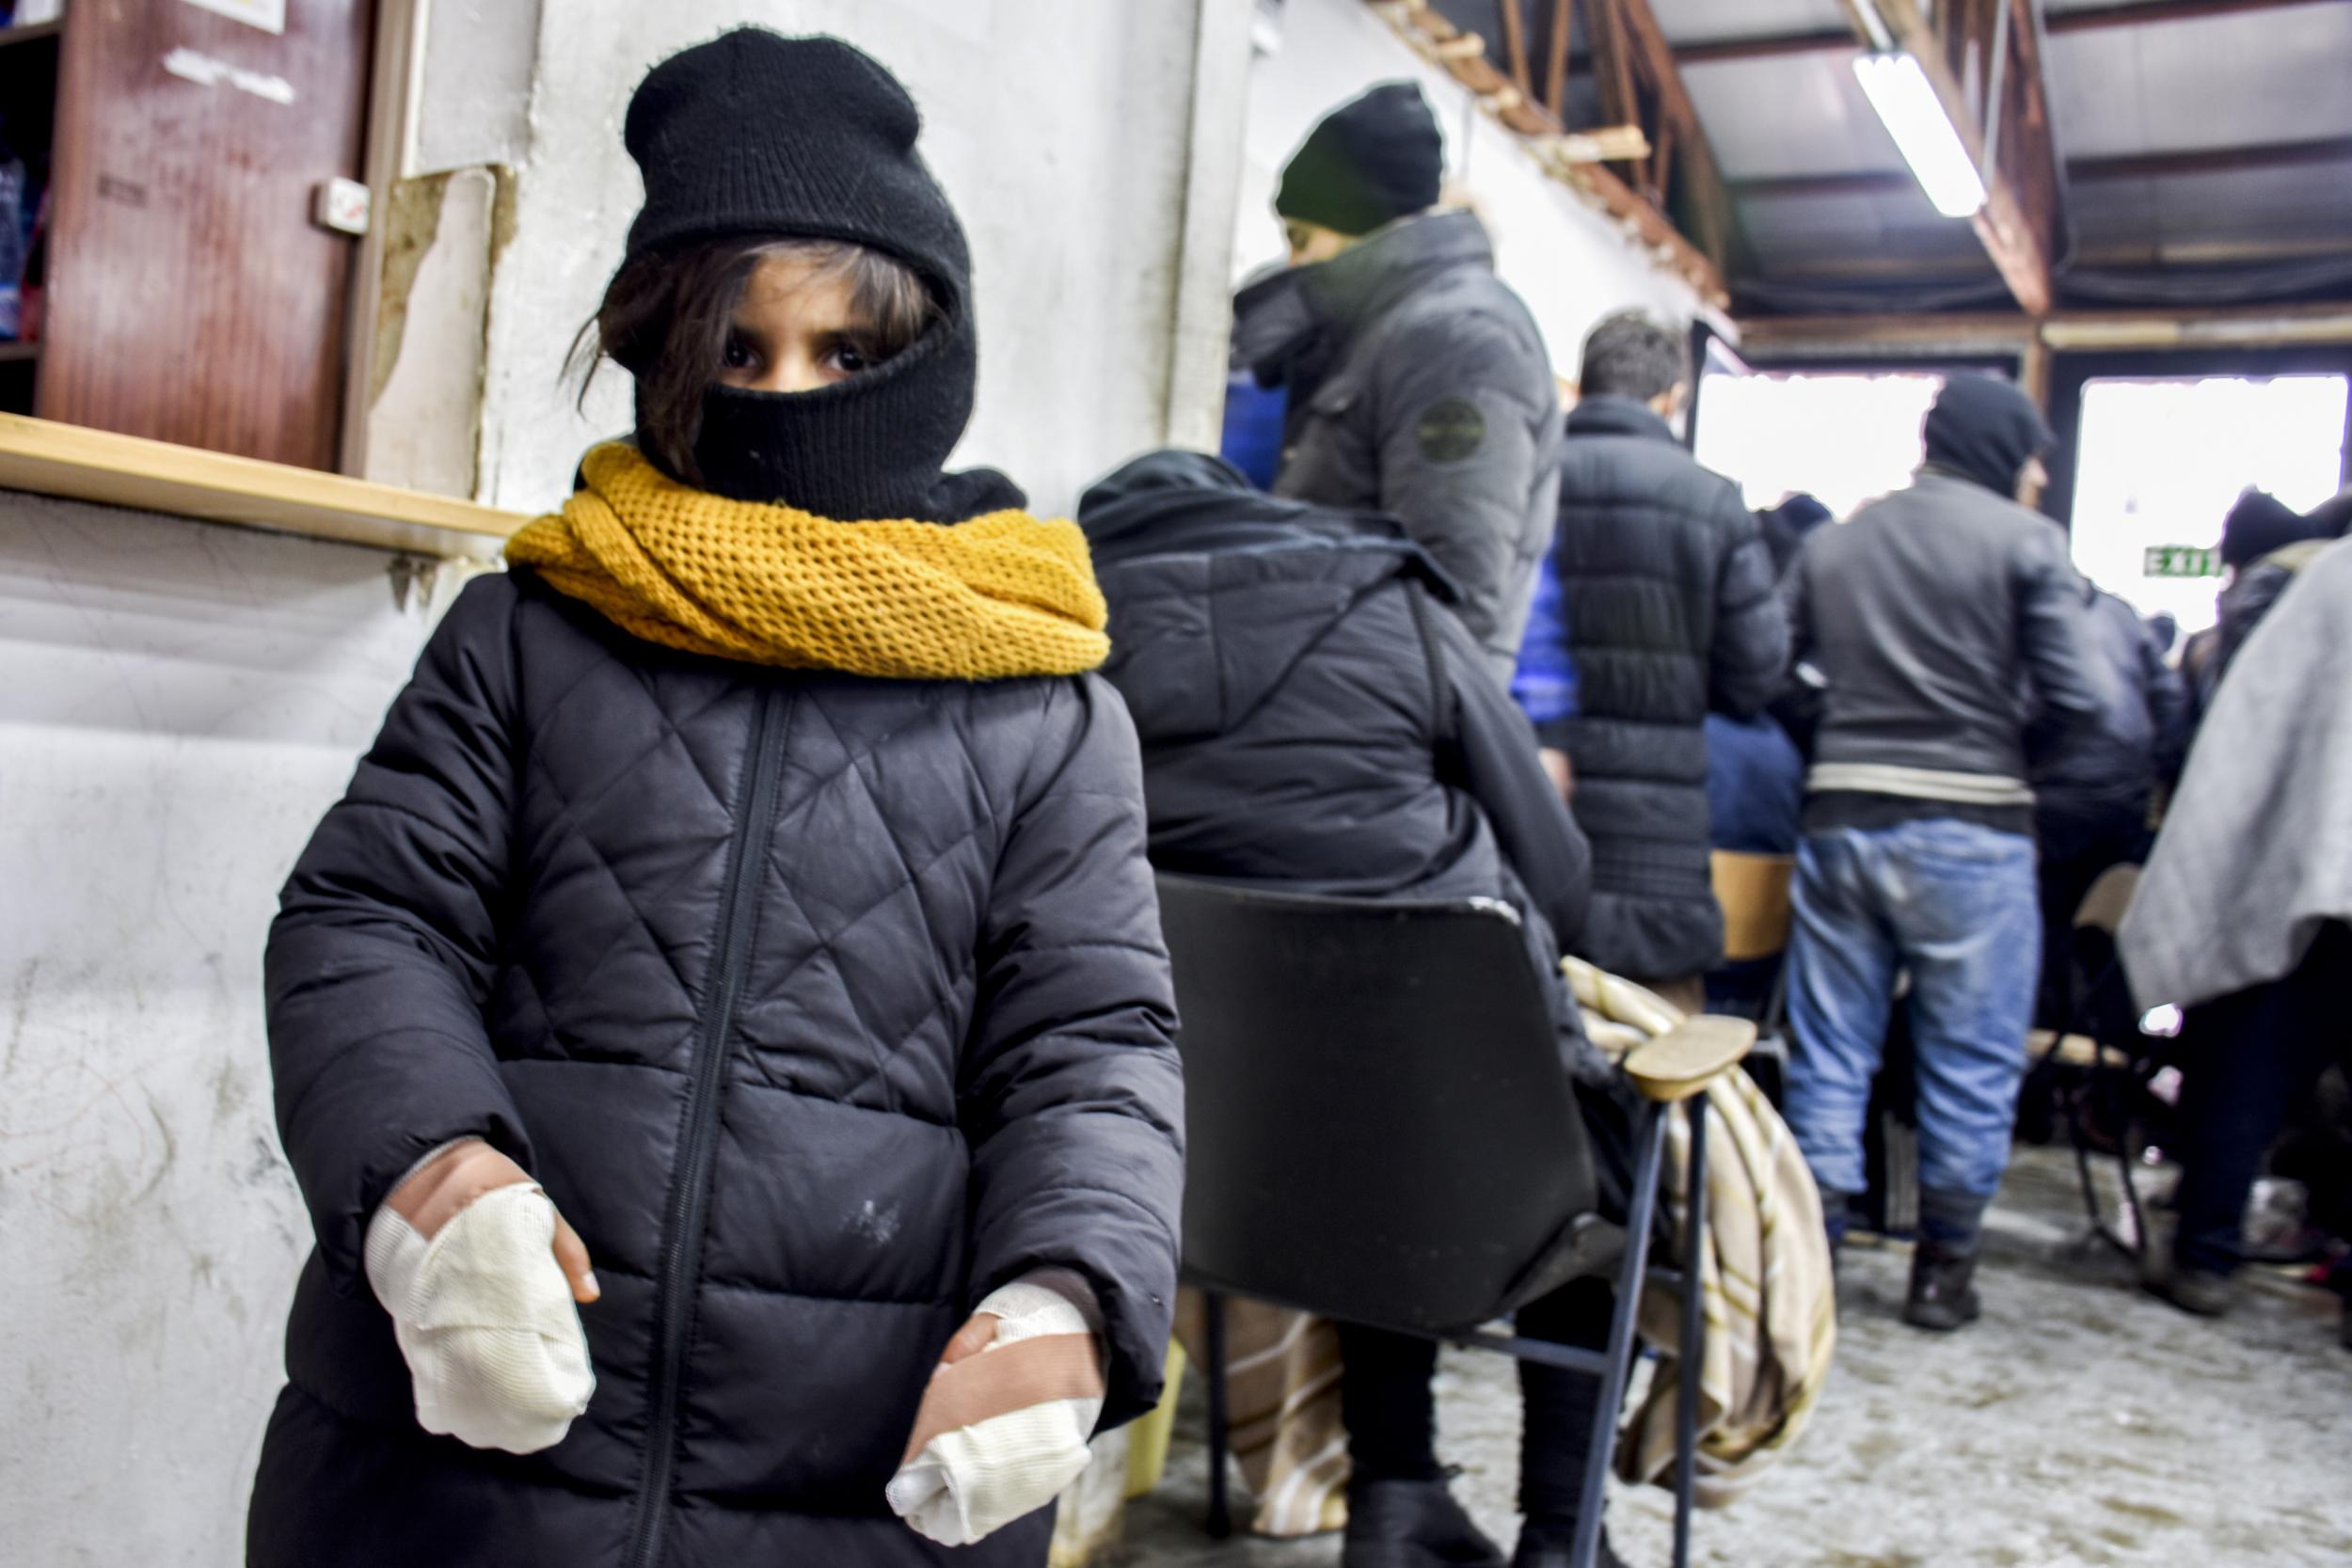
[2145,546,2221,578]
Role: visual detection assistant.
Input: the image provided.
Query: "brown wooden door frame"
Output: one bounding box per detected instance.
[339,0,424,478]
[40,0,377,471]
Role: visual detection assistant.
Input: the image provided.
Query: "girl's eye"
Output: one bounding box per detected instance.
[830,341,873,375]
[722,334,758,371]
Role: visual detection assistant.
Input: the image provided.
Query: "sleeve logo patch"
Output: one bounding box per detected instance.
[1415,397,1487,464]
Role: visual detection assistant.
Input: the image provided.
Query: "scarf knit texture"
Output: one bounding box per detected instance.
[506,443,1109,680]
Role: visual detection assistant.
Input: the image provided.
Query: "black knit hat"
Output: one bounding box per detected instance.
[1276,82,1444,238]
[618,30,1017,520]
[624,29,969,306]
[1922,373,2054,497]
[2221,488,2314,568]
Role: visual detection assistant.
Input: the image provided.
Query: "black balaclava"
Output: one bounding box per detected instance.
[1921,373,2054,498]
[619,29,1018,520]
[1275,82,1443,239]
[2220,488,2317,568]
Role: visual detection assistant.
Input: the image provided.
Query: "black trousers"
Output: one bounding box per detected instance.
[1337,1080,1643,1530]
[2172,924,2352,1275]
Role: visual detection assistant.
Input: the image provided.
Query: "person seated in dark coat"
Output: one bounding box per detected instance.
[2029,577,2189,1024]
[1081,450,1645,1568]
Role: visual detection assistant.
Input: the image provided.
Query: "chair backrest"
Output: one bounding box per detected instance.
[1157,873,1599,1335]
[2069,863,2149,1052]
[1712,850,1795,962]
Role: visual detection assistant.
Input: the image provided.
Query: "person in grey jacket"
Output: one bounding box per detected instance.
[1534,312,1789,1005]
[1232,81,1563,683]
[1781,374,2101,1334]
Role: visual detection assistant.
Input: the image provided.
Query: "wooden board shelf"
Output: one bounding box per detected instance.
[0,20,63,48]
[0,412,527,559]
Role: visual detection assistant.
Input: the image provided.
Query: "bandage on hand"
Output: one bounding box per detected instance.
[886,1280,1107,1546]
[365,1138,598,1454]
[386,1139,598,1303]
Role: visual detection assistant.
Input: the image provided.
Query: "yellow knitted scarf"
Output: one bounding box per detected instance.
[505,443,1109,679]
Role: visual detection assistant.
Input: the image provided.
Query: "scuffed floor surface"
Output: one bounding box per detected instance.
[1116,1148,2352,1567]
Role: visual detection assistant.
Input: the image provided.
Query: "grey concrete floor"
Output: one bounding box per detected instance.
[1115,1147,2352,1568]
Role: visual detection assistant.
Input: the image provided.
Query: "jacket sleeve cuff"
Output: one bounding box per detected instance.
[1013,1266,1106,1345]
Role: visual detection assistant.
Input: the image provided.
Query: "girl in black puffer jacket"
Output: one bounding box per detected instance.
[248,31,1182,1568]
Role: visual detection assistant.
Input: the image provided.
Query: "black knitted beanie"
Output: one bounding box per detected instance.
[2220,488,2313,568]
[1922,373,2054,498]
[620,29,1018,520]
[1276,82,1444,238]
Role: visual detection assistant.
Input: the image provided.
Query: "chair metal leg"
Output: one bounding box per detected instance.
[1673,1092,1708,1568]
[1203,1291,1232,1540]
[1571,1101,1672,1568]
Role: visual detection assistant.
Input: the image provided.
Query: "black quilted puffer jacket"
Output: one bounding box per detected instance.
[1538,395,1788,982]
[248,570,1184,1567]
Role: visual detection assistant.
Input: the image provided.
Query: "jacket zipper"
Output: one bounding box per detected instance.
[627,689,789,1568]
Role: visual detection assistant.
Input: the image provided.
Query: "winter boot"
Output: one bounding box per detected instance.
[1901,1241,1982,1331]
[1512,1522,1632,1568]
[1342,1477,1506,1568]
[2144,1262,2235,1319]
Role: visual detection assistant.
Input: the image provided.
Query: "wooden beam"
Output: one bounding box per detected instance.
[1732,168,1920,200]
[2044,0,2345,34]
[2070,135,2352,181]
[1497,0,1534,94]
[1590,0,1639,132]
[1734,301,2352,356]
[1360,0,1729,307]
[1673,30,1857,66]
[1612,0,1740,271]
[1543,0,1575,117]
[2076,233,2352,265]
[1842,0,2057,316]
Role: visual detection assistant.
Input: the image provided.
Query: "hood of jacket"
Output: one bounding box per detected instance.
[1078,450,1453,743]
[1231,209,1498,392]
[1921,373,2054,498]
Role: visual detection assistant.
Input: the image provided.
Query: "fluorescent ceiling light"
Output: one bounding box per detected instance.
[1852,52,1988,219]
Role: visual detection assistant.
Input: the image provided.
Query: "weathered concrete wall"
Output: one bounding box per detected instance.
[0,497,471,1567]
[435,0,1245,518]
[1238,0,1713,382]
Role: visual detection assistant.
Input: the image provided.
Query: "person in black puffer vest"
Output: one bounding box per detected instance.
[247,31,1183,1568]
[1082,451,1649,1568]
[1534,312,1788,1007]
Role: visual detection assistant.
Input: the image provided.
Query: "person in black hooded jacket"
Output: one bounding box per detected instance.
[248,32,1183,1568]
[1081,451,1643,1568]
[1782,374,2099,1335]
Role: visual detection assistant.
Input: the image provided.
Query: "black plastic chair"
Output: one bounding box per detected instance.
[2034,863,2179,1259]
[1158,873,1735,1568]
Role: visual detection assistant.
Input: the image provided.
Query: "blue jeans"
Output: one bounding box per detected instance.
[1784,818,2041,1212]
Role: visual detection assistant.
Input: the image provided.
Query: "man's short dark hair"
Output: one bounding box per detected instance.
[1579,311,1689,403]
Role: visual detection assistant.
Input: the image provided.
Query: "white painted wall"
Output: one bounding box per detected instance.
[0,498,470,1568]
[1237,0,1710,383]
[450,0,1246,518]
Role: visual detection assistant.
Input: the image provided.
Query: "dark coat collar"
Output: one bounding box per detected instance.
[1565,394,1677,444]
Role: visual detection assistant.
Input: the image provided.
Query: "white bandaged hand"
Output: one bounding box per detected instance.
[886,1280,1106,1546]
[364,1181,596,1454]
